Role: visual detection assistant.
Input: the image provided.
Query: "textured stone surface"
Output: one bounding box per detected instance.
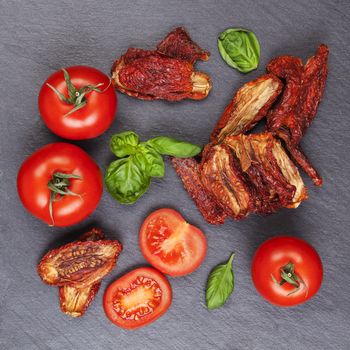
[1,0,349,349]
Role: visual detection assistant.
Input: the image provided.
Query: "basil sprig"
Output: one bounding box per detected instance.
[105,131,201,204]
[206,253,235,310]
[218,28,260,73]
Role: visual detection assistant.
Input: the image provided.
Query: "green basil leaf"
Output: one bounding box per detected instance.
[218,28,260,73]
[147,136,201,157]
[105,156,150,204]
[206,253,235,310]
[110,131,140,158]
[138,144,165,177]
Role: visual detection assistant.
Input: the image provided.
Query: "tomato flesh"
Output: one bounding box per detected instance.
[146,215,187,265]
[140,209,207,276]
[103,267,172,329]
[251,236,323,307]
[113,276,162,321]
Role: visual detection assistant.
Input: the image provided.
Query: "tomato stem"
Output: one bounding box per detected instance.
[46,68,109,118]
[47,172,82,226]
[271,261,308,297]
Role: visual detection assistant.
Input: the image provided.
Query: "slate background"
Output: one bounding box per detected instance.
[1,0,350,349]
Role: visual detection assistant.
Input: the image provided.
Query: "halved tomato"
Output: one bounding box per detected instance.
[103,267,172,329]
[139,208,207,276]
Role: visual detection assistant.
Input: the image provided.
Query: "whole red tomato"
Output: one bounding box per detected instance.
[251,236,323,307]
[38,66,117,140]
[17,143,103,227]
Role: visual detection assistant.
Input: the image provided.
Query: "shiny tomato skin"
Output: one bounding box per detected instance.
[139,208,207,277]
[251,236,323,307]
[17,143,103,227]
[38,66,117,140]
[103,267,172,330]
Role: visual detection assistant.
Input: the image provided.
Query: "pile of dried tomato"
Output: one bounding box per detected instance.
[173,45,329,224]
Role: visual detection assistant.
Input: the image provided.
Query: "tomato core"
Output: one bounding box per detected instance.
[112,276,162,321]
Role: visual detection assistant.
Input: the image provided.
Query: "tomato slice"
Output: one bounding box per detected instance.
[103,267,172,329]
[139,209,207,276]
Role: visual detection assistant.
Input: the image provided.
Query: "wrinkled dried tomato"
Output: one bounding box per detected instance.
[171,157,227,224]
[111,27,211,101]
[211,74,283,142]
[59,283,101,318]
[58,228,106,317]
[225,133,308,210]
[156,27,210,63]
[38,239,122,289]
[266,45,329,186]
[200,143,253,219]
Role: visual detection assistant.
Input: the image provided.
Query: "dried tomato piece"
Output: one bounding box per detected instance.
[266,45,328,186]
[38,239,122,289]
[298,44,328,133]
[171,157,227,225]
[211,74,283,142]
[59,283,101,318]
[111,27,211,101]
[200,144,253,219]
[58,228,106,317]
[287,145,323,186]
[78,227,105,242]
[224,133,308,209]
[266,56,304,144]
[112,49,211,101]
[156,27,210,62]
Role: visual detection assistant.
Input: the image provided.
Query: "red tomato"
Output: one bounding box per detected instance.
[103,267,172,329]
[17,143,103,227]
[251,236,323,307]
[139,209,207,276]
[38,66,117,140]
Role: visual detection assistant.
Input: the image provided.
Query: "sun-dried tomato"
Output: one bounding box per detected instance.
[111,28,211,101]
[38,239,122,289]
[58,228,105,317]
[224,133,308,210]
[172,137,308,223]
[171,157,227,224]
[156,27,210,63]
[266,45,328,186]
[59,283,101,318]
[211,74,283,142]
[200,144,253,219]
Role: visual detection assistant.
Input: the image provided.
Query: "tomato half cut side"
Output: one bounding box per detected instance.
[139,208,207,277]
[103,267,172,330]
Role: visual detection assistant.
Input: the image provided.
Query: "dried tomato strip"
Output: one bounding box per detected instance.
[156,27,210,62]
[266,45,328,186]
[200,144,252,219]
[171,157,227,225]
[211,74,283,142]
[286,144,323,186]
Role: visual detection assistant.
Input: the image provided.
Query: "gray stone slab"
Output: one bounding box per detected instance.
[0,0,349,349]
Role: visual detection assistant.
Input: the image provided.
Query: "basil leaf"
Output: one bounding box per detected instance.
[139,144,165,177]
[105,156,151,204]
[206,253,235,310]
[218,28,260,73]
[110,131,140,158]
[147,136,201,157]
